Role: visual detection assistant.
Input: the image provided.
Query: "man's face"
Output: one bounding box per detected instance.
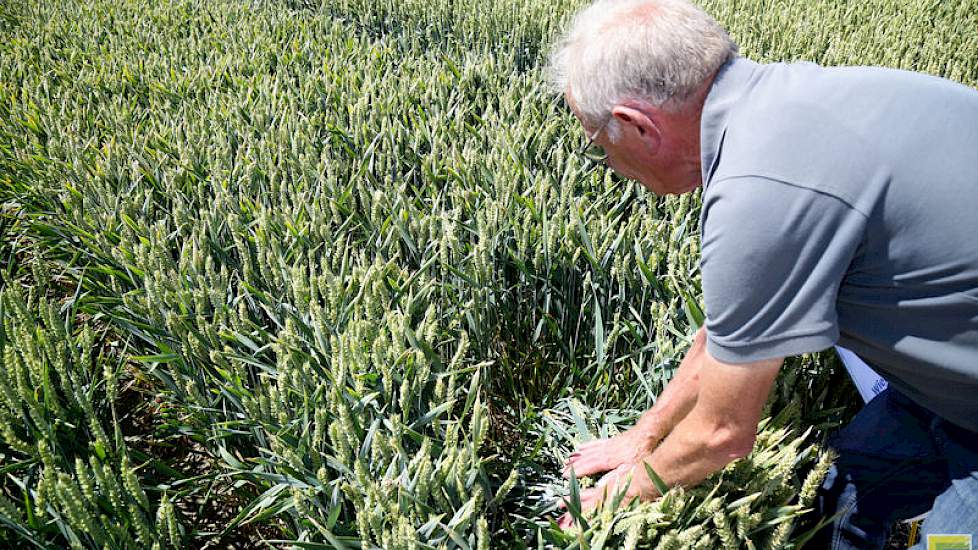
[568,91,699,196]
[586,121,669,195]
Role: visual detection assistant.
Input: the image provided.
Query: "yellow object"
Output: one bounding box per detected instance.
[927,533,972,550]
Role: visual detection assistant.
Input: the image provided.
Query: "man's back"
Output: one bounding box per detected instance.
[699,58,978,431]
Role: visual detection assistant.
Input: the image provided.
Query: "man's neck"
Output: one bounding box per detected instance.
[680,68,724,192]
[658,75,715,193]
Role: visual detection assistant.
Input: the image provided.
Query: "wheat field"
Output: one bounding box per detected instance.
[1,0,975,548]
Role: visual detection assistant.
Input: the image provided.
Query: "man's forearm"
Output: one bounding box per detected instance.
[629,397,749,500]
[630,346,782,500]
[560,329,710,483]
[564,337,783,524]
[631,327,707,441]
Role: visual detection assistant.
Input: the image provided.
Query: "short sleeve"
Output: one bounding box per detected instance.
[700,176,867,364]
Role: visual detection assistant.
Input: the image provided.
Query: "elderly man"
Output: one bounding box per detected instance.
[550,0,978,547]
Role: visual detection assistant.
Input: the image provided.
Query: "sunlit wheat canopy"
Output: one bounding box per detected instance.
[1,0,975,548]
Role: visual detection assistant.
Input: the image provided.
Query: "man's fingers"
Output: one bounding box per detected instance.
[562,437,635,479]
[561,452,582,471]
[578,486,609,514]
[595,472,615,487]
[556,496,568,510]
[557,463,641,530]
[562,455,609,479]
[556,489,605,531]
[562,462,596,479]
[557,483,607,516]
[557,485,614,530]
[561,444,595,469]
[576,439,604,449]
[596,464,629,487]
[577,487,596,504]
[565,440,603,458]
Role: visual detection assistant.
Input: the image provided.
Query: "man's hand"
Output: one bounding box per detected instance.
[555,332,783,531]
[556,428,662,530]
[557,456,661,529]
[561,328,708,480]
[561,426,661,480]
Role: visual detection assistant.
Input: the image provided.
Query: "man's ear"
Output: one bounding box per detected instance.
[611,104,661,153]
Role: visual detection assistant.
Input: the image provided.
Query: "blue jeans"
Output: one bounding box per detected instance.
[813,387,978,549]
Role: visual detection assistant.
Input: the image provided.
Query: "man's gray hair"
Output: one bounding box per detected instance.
[548,0,737,140]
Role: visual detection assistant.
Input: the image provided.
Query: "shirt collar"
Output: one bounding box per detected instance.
[700,56,760,187]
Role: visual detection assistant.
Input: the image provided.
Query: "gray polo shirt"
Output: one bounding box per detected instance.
[699,57,978,432]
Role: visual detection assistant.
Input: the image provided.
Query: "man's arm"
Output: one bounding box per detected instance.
[562,327,707,479]
[559,344,782,525]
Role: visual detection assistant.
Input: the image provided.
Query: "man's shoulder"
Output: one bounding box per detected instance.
[708,59,978,214]
[713,63,894,215]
